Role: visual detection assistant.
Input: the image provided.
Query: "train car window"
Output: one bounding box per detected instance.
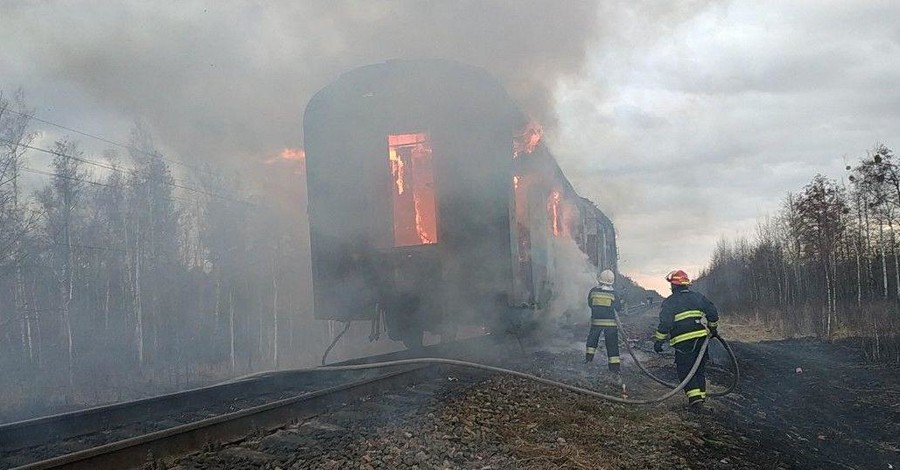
[387,133,438,247]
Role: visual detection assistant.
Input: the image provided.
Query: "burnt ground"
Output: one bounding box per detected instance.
[167,308,899,470]
[626,304,899,469]
[719,339,899,469]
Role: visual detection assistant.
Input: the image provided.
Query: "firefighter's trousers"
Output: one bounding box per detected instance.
[585,323,620,371]
[674,337,708,403]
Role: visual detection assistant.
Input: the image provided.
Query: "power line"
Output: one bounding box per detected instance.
[21,166,115,189]
[7,138,258,207]
[20,165,221,207]
[3,138,120,172]
[53,242,127,254]
[3,107,212,175]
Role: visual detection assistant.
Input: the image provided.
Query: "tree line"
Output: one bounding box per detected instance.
[696,144,899,362]
[0,90,321,410]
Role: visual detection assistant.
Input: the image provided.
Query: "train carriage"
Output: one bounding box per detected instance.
[304,59,616,347]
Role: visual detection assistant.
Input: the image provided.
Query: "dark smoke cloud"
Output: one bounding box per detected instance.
[0,0,600,176]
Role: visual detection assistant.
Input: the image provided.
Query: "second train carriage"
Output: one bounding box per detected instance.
[303,59,616,348]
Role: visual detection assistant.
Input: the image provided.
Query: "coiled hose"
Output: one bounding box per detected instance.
[614,309,740,397]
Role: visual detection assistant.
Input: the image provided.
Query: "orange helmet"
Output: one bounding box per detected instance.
[666,270,691,286]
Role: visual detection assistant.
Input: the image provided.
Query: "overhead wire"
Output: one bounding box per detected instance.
[2,107,213,176]
[5,137,259,207]
[21,166,115,189]
[3,119,284,272]
[20,166,200,206]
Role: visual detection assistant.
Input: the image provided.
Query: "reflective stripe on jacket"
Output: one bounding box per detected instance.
[588,285,622,324]
[654,288,719,345]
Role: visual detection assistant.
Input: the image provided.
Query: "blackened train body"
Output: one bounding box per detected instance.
[304,59,617,348]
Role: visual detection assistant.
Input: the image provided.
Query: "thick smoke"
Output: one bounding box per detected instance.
[0,2,609,383]
[546,237,599,323]
[1,1,600,179]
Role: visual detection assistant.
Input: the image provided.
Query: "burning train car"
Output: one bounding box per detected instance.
[304,59,616,348]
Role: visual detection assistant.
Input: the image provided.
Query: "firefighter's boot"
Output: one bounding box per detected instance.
[688,396,706,412]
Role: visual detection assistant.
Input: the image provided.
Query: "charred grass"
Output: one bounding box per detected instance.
[438,376,779,469]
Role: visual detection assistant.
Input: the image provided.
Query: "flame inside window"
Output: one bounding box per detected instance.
[388,133,438,246]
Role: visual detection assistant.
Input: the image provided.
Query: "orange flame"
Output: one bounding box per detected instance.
[280,148,305,161]
[389,148,406,195]
[388,133,437,246]
[264,147,306,175]
[414,192,433,243]
[513,120,543,158]
[548,190,562,237]
[265,147,306,164]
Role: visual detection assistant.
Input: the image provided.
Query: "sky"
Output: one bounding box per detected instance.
[2,1,899,294]
[554,1,900,292]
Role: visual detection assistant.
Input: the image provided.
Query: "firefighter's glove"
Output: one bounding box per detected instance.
[709,327,720,339]
[653,340,664,353]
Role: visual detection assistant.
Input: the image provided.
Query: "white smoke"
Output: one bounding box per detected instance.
[546,236,600,325]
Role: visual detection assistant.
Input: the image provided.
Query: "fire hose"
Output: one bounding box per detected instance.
[311,301,739,405]
[615,306,740,398]
[315,341,710,405]
[313,323,738,405]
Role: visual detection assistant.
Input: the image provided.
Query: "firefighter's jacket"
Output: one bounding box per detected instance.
[654,287,719,346]
[587,285,623,328]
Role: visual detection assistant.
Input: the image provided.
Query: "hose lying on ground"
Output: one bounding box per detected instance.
[315,339,709,405]
[308,303,739,405]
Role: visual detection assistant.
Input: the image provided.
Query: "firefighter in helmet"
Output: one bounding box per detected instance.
[585,269,624,372]
[652,270,720,408]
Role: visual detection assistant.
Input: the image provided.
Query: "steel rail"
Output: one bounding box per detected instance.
[12,365,434,470]
[1,369,328,452]
[0,335,493,454]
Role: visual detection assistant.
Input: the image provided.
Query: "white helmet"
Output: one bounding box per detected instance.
[598,269,615,285]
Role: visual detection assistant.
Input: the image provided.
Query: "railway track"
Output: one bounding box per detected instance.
[0,336,501,470]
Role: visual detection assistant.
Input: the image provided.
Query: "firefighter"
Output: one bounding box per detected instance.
[652,270,720,408]
[585,269,623,372]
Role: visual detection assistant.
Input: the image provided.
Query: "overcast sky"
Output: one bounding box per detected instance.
[2,1,899,294]
[554,1,900,292]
